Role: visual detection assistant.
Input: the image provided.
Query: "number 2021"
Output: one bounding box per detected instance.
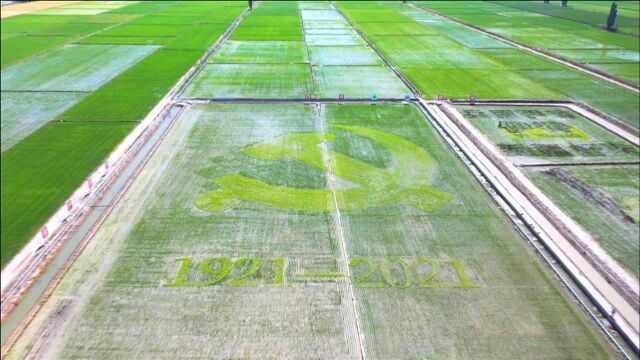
[349,257,480,288]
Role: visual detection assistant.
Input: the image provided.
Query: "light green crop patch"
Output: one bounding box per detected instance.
[196,125,453,213]
[498,120,589,141]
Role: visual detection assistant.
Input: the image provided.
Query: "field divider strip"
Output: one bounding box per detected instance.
[177,97,410,103]
[406,3,640,93]
[316,102,366,360]
[0,89,92,93]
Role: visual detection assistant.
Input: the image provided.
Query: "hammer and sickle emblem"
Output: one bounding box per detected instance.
[195,125,453,213]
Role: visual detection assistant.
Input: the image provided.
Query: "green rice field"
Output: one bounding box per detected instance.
[456,105,639,164]
[415,1,640,83]
[183,1,410,99]
[7,103,614,359]
[0,121,135,267]
[1,1,245,268]
[2,1,638,358]
[456,104,639,277]
[527,165,639,277]
[338,1,640,129]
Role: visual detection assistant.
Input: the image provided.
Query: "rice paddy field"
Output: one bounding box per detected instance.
[1,1,245,268]
[454,104,640,278]
[337,1,640,129]
[457,105,639,165]
[2,1,639,359]
[182,1,410,99]
[7,103,614,359]
[414,1,640,82]
[527,165,639,277]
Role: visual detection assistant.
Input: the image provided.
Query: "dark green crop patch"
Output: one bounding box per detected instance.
[0,122,134,268]
[58,49,202,122]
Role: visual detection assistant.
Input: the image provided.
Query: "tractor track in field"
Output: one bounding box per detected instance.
[407,3,640,93]
[316,102,367,360]
[300,3,319,99]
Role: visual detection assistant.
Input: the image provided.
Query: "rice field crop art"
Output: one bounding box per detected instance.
[457,105,639,165]
[7,103,614,359]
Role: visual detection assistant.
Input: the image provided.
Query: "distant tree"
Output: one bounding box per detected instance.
[562,0,568,7]
[607,1,618,31]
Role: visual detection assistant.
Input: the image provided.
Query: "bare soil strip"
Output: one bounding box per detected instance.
[0,1,74,18]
